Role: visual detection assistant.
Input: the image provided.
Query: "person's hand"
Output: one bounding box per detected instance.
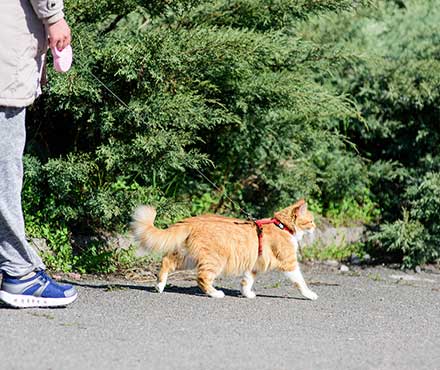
[47,18,71,51]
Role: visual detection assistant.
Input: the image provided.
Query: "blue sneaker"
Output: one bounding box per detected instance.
[0,270,78,308]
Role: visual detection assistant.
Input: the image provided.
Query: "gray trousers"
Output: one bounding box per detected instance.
[0,106,45,276]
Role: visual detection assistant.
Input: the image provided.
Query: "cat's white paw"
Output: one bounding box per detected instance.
[209,290,225,298]
[240,286,257,299]
[243,290,256,299]
[157,282,166,293]
[302,289,318,300]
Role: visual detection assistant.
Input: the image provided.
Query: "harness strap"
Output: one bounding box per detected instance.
[254,218,294,256]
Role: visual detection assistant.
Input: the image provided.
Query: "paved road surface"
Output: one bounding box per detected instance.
[1,265,439,370]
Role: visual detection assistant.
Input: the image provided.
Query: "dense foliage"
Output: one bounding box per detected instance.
[301,0,440,267]
[23,0,439,270]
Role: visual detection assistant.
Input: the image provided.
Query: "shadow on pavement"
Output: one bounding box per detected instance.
[0,301,18,309]
[255,293,309,300]
[65,280,242,297]
[64,280,153,292]
[64,280,313,300]
[165,284,241,297]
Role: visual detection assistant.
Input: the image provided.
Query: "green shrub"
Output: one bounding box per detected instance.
[404,172,440,266]
[300,0,440,266]
[302,242,366,262]
[370,211,427,268]
[23,0,376,271]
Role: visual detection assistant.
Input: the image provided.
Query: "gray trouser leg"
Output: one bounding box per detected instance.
[0,106,45,276]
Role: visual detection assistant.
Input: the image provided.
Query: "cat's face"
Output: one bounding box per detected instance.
[274,199,316,237]
[295,206,316,234]
[294,205,315,242]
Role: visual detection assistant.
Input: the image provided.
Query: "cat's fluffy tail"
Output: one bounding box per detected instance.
[131,206,189,254]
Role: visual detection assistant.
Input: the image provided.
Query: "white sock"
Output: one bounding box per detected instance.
[17,271,37,280]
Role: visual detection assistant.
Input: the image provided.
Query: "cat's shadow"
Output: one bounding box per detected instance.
[163,286,308,300]
[165,284,241,297]
[65,280,240,297]
[65,280,309,300]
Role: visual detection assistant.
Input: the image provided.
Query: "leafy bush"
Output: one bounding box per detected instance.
[20,0,440,271]
[302,242,366,262]
[301,0,440,266]
[25,0,370,269]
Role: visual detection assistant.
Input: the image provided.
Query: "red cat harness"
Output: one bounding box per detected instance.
[254,218,294,256]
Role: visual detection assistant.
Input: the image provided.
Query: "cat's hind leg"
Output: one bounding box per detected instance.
[240,271,257,298]
[197,264,224,298]
[157,253,179,293]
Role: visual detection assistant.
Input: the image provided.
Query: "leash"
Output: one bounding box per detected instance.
[72,41,302,259]
[74,50,300,257]
[73,39,256,222]
[72,46,303,259]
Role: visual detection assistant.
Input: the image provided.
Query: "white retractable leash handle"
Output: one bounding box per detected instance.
[51,44,73,72]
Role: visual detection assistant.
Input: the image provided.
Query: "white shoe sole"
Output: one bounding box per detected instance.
[0,290,78,308]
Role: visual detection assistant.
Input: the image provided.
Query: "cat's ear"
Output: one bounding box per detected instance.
[274,199,306,226]
[290,199,305,216]
[295,199,307,217]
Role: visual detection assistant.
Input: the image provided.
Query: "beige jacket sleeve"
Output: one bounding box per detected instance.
[29,0,64,24]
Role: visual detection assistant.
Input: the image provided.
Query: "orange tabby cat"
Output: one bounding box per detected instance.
[131,199,318,300]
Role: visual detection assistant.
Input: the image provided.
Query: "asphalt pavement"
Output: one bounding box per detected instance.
[1,264,439,370]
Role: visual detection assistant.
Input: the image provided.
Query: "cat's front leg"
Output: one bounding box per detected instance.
[284,267,318,300]
[240,271,257,298]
